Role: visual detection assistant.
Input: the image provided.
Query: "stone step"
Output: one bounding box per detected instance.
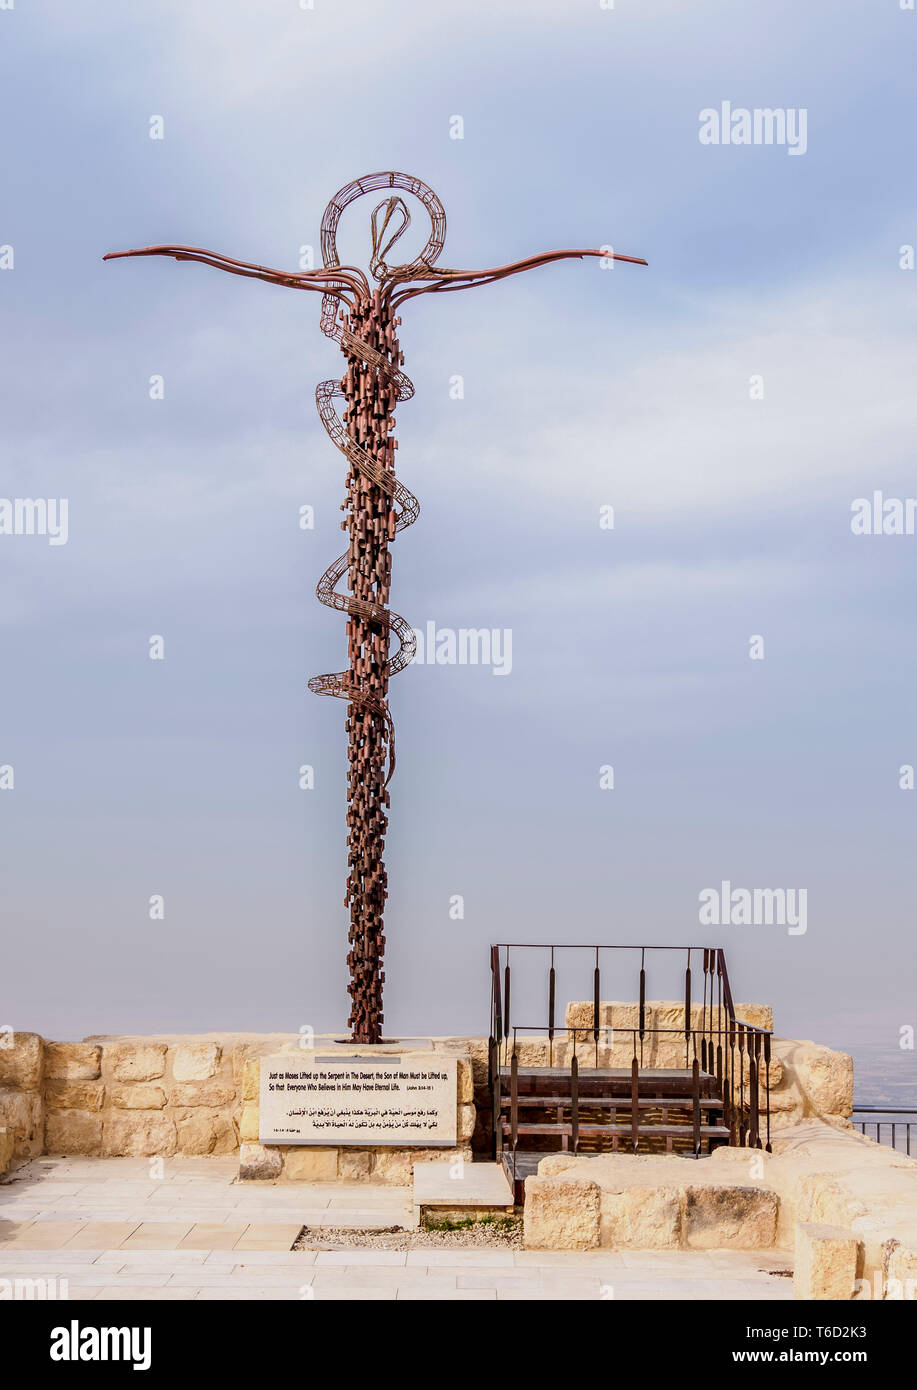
[412,1161,515,1222]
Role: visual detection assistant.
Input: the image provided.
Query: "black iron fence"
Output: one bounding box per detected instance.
[853,1108,917,1157]
[488,944,773,1169]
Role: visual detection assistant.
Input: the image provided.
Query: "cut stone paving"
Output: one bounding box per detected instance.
[0,1155,792,1300]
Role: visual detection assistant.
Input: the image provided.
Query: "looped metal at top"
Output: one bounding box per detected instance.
[321,171,447,281]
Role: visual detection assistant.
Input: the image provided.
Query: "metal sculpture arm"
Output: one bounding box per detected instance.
[103,244,368,300]
[389,246,647,306]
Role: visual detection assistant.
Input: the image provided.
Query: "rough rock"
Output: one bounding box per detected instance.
[793,1046,854,1119]
[239,1142,282,1181]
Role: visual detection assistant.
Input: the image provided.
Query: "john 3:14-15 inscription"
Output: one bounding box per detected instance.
[258,1053,458,1146]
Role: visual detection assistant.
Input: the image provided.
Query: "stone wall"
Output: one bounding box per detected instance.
[0,1010,854,1182]
[0,1031,482,1185]
[0,1032,246,1163]
[0,1032,43,1159]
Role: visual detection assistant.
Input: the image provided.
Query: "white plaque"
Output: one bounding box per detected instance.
[258,1053,458,1146]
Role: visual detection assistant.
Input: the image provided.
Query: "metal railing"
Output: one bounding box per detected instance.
[488,944,773,1179]
[853,1108,917,1157]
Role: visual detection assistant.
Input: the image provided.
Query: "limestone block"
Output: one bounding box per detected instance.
[239,1142,282,1181]
[793,1046,854,1120]
[768,1082,804,1114]
[537,1155,578,1178]
[44,1109,103,1155]
[0,1033,43,1090]
[648,1003,695,1035]
[442,1037,489,1088]
[240,1104,260,1143]
[562,1002,774,1055]
[0,1126,14,1174]
[888,1244,917,1298]
[794,1221,859,1300]
[175,1108,237,1156]
[242,1058,260,1102]
[795,1173,863,1229]
[734,1004,775,1031]
[457,1058,474,1105]
[231,1044,251,1090]
[108,1043,167,1083]
[339,1150,373,1181]
[512,1038,552,1068]
[0,1088,43,1156]
[684,1185,777,1250]
[103,1111,176,1157]
[564,1001,632,1032]
[172,1043,221,1082]
[371,1146,472,1185]
[111,1084,166,1110]
[524,1177,600,1250]
[371,1149,413,1185]
[708,1146,773,1174]
[44,1043,101,1081]
[44,1080,104,1113]
[600,1187,681,1249]
[764,1056,785,1088]
[458,1104,477,1141]
[280,1147,338,1182]
[169,1081,234,1109]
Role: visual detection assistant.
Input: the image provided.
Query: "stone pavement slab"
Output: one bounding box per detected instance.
[0,1156,795,1301]
[178,1224,249,1250]
[413,1160,513,1209]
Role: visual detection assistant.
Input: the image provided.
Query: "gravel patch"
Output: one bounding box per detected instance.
[294,1219,523,1252]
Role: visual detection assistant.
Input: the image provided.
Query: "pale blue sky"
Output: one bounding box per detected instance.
[1,1,915,1099]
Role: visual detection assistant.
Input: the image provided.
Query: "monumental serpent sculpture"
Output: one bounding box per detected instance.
[105,171,646,1043]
